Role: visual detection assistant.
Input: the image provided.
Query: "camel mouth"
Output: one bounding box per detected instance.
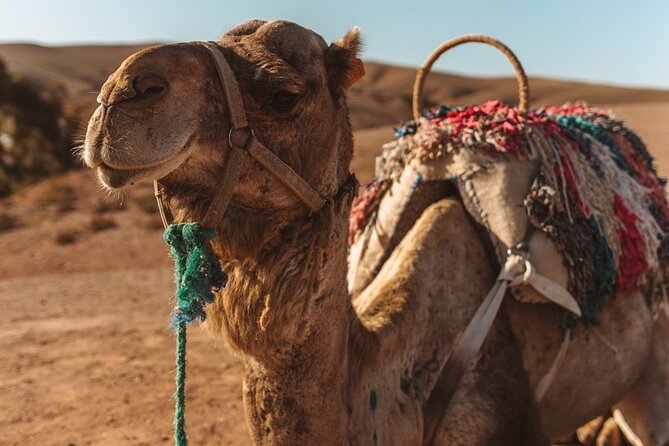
[96,149,194,190]
[96,163,164,189]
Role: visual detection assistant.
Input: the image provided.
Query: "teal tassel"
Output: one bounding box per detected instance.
[163,223,227,446]
[555,115,633,176]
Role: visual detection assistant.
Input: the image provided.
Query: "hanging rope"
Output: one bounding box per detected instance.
[163,223,227,446]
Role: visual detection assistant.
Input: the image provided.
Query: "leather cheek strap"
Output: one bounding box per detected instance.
[202,41,248,129]
[244,136,326,214]
[199,145,245,228]
[199,41,325,228]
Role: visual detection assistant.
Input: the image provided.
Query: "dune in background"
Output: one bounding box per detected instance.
[2,43,669,130]
[0,43,154,122]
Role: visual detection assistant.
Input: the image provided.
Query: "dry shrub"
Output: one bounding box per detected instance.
[40,177,75,212]
[0,212,17,231]
[55,229,77,245]
[90,215,117,232]
[0,57,73,197]
[143,216,165,231]
[93,199,126,214]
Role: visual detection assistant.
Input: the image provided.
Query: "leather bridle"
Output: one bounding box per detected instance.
[154,41,333,229]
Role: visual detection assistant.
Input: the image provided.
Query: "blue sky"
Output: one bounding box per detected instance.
[1,0,667,88]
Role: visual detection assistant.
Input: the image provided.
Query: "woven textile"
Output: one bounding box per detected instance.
[349,100,669,325]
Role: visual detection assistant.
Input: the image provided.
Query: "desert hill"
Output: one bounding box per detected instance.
[349,61,669,130]
[2,43,669,131]
[0,43,153,122]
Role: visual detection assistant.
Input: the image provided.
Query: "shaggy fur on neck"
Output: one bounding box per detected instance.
[205,187,355,363]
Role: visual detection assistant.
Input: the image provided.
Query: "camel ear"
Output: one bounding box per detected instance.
[325,27,364,93]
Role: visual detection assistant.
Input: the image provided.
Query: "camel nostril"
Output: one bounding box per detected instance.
[140,85,165,96]
[136,79,166,96]
[115,74,168,109]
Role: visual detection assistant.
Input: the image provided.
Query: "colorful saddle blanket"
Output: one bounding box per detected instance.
[348,100,669,325]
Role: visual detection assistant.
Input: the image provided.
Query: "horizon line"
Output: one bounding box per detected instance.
[0,40,668,92]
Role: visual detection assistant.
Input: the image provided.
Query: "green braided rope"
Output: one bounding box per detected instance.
[174,323,188,445]
[163,223,227,446]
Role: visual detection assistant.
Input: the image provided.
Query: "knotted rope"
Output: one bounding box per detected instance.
[163,223,227,446]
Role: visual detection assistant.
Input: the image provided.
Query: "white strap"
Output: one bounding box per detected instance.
[535,332,570,402]
[509,258,582,316]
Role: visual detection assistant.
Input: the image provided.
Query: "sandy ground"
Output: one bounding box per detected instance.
[0,269,248,445]
[0,60,667,444]
[0,174,251,445]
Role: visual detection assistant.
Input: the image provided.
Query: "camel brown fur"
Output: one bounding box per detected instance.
[83,19,669,445]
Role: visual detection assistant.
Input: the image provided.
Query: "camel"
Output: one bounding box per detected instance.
[82,19,669,445]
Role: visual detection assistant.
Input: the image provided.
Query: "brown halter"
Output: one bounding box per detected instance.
[154,41,327,229]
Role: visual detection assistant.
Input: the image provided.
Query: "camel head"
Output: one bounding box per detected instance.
[83,20,362,232]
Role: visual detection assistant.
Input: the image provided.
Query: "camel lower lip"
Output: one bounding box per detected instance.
[94,148,193,189]
[97,164,156,189]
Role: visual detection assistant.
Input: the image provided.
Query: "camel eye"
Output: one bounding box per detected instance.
[268,90,300,112]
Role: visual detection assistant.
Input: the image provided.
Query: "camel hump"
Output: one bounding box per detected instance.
[349,101,669,326]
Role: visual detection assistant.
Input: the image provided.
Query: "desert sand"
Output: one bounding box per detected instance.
[0,43,667,445]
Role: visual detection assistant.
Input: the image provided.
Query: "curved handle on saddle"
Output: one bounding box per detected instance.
[412,34,530,122]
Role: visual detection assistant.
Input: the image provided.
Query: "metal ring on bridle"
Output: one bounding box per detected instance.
[228,126,253,150]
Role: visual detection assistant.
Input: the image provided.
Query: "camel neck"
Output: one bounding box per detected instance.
[206,186,357,444]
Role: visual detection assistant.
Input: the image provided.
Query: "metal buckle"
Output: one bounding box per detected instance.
[506,226,534,257]
[228,126,253,150]
[507,242,530,258]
